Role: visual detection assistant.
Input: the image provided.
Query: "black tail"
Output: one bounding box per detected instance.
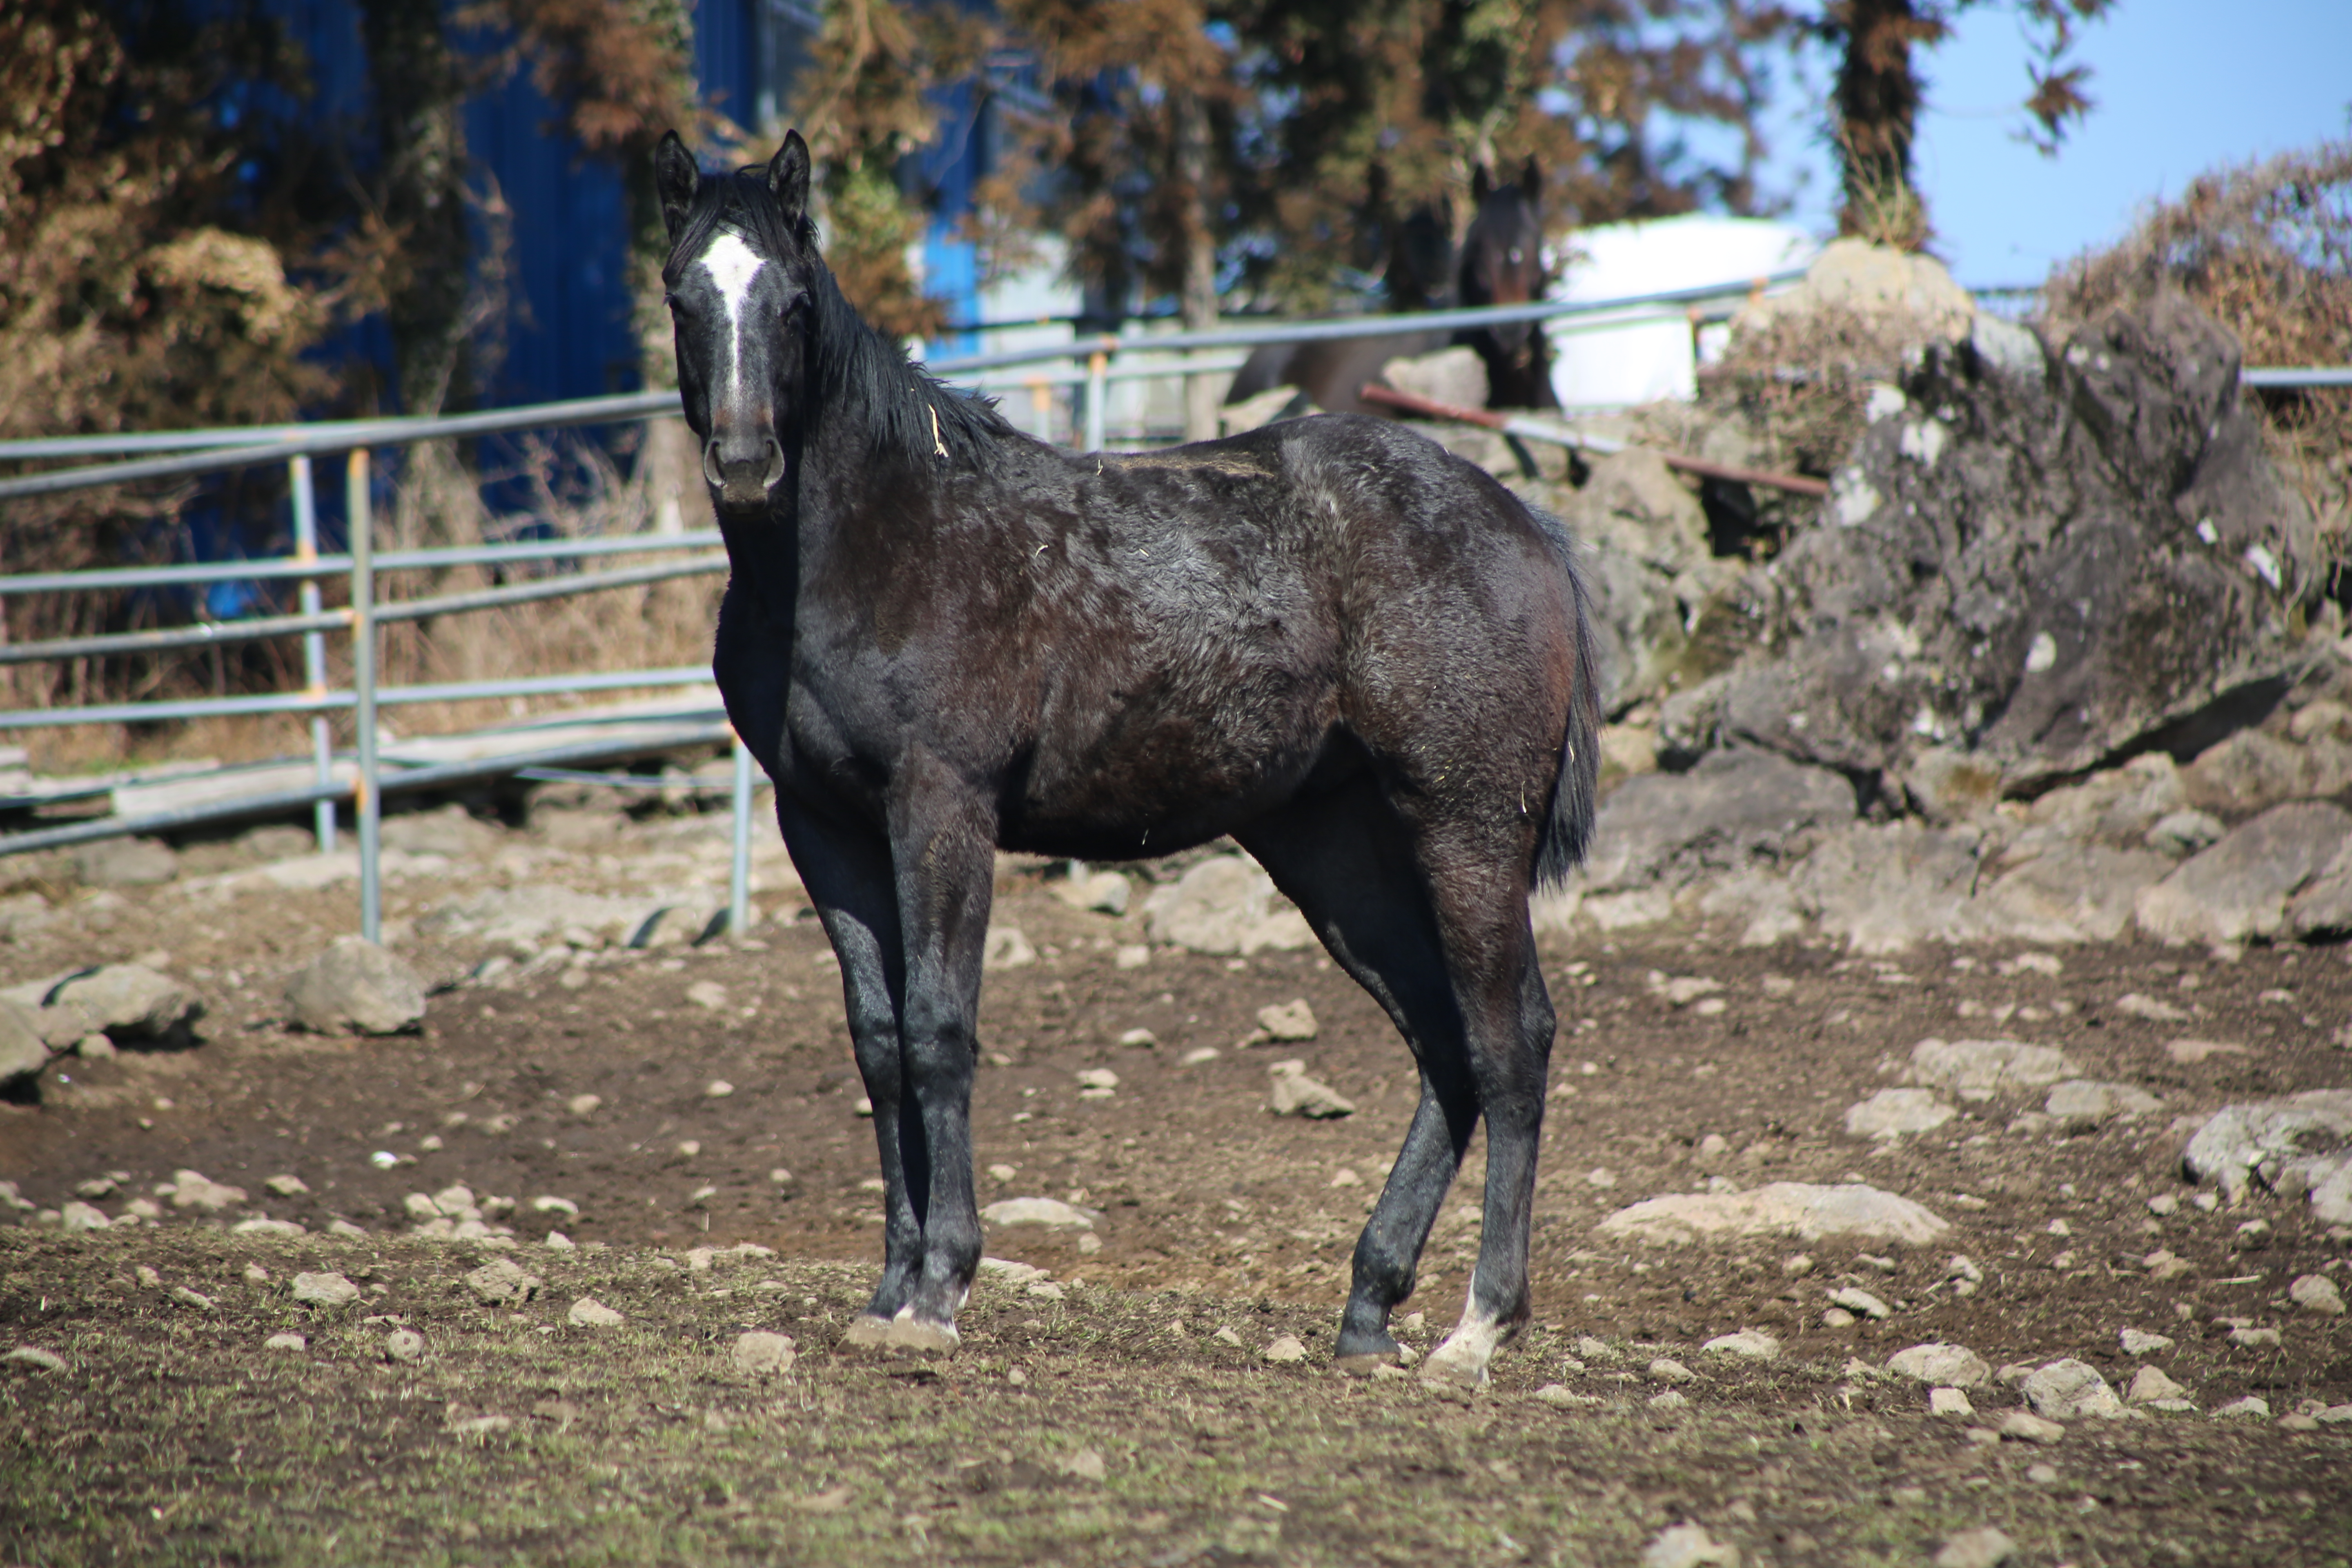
[1532,531,1602,891]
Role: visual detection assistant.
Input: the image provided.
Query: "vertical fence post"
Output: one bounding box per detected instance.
[347,449,381,944]
[728,735,754,937]
[289,456,336,852]
[1028,377,1052,443]
[1085,350,1109,452]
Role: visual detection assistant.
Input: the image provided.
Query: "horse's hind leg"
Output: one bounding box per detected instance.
[1236,782,1484,1370]
[1412,832,1555,1389]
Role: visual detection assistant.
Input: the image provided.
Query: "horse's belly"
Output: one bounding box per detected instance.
[1000,679,1345,859]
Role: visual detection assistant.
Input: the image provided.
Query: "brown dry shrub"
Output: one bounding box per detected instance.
[1695,301,1932,483]
[2047,140,2352,587]
[0,1,346,715]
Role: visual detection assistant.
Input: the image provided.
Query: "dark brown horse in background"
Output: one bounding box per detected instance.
[1225,159,1558,417]
[655,128,1600,1386]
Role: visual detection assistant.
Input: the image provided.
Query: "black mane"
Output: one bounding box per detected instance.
[662,165,1015,469]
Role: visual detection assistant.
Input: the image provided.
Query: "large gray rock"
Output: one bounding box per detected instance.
[1664,286,2316,797]
[1905,1038,2079,1100]
[2020,1359,2127,1420]
[0,997,49,1086]
[2284,837,2352,940]
[285,938,426,1035]
[2044,1079,2164,1130]
[1844,1088,1957,1139]
[1582,749,1854,893]
[379,804,499,858]
[2180,728,2352,818]
[2020,753,2187,846]
[1793,821,1982,953]
[0,891,55,940]
[1597,1182,1950,1246]
[2133,801,2352,945]
[1266,1059,1354,1119]
[1550,451,1742,710]
[419,884,675,950]
[47,966,203,1045]
[2182,1091,2352,1209]
[1886,1342,1993,1388]
[1380,345,1488,412]
[74,836,179,887]
[1977,842,2170,943]
[1141,856,1312,956]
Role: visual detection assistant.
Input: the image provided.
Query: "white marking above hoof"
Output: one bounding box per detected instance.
[1419,1307,1509,1389]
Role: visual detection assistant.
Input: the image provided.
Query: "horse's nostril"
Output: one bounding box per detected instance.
[703,441,726,488]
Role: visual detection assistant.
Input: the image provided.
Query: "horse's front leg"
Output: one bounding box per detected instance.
[875,763,996,1352]
[773,800,922,1345]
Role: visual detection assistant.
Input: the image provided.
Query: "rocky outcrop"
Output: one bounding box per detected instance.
[2182,1091,2352,1225]
[2133,802,2352,945]
[1580,749,1854,893]
[1552,450,1746,711]
[0,963,209,1091]
[1664,286,2319,795]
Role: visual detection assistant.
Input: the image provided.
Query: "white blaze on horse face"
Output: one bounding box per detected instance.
[697,231,766,404]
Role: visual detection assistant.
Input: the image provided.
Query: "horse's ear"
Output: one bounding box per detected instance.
[1471,164,1492,205]
[655,131,699,240]
[1520,156,1542,206]
[768,131,812,229]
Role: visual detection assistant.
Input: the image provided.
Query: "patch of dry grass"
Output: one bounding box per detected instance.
[4,1227,2347,1566]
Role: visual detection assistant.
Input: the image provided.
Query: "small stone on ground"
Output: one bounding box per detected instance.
[732,1331,796,1374]
[1934,1527,2016,1568]
[291,1271,359,1307]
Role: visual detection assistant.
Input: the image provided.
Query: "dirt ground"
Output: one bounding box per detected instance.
[4,804,2351,1564]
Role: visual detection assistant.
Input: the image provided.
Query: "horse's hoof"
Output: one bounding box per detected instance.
[840,1315,895,1350]
[882,1316,961,1355]
[1417,1338,1492,1390]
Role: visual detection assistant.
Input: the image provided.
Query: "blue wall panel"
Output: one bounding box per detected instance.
[463,77,637,408]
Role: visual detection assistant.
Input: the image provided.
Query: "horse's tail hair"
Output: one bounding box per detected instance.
[1531,520,1603,893]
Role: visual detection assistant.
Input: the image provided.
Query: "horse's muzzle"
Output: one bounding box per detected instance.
[704,434,787,512]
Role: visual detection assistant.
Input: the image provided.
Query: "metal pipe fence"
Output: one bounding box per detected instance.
[3,263,2347,950]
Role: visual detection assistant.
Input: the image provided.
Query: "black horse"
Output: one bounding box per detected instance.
[1225,159,1558,417]
[654,129,1600,1387]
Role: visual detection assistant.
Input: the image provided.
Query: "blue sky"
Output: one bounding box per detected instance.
[1758,0,2352,287]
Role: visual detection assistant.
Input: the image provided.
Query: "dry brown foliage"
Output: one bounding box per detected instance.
[786,0,997,339]
[0,0,356,713]
[2049,140,2352,586]
[1696,301,1930,484]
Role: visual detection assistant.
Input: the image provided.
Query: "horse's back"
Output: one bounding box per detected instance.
[1179,413,1587,738]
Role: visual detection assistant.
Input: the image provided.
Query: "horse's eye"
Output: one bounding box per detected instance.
[1508,247,1523,266]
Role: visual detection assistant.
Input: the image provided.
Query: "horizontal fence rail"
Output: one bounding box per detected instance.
[0,554,726,666]
[2244,367,2352,389]
[0,529,724,597]
[0,280,1815,500]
